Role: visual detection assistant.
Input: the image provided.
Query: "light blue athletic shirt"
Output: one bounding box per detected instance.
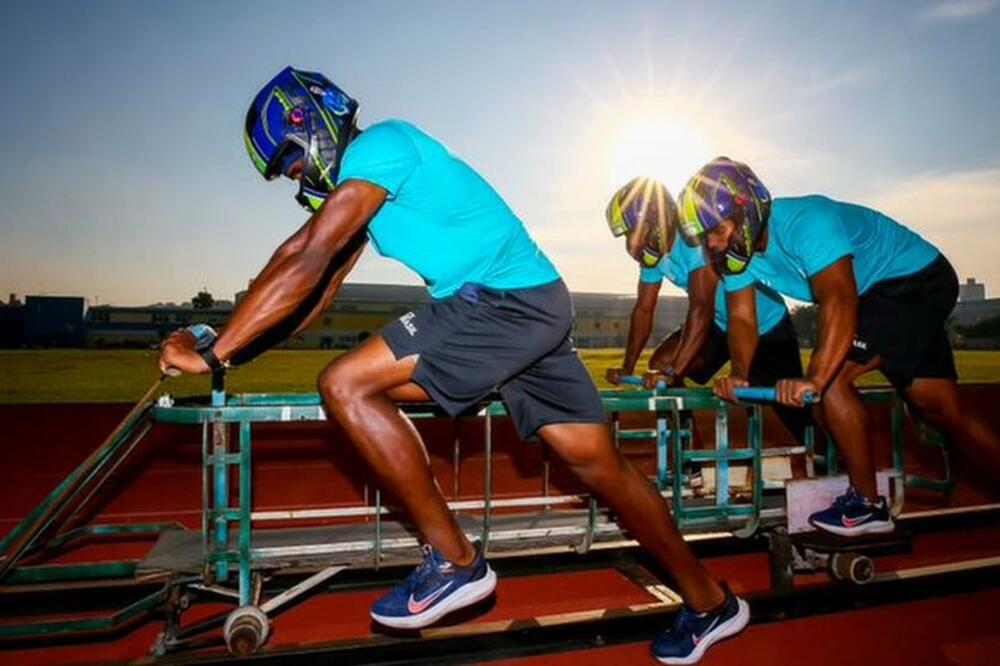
[640,236,788,333]
[336,120,559,299]
[723,196,940,302]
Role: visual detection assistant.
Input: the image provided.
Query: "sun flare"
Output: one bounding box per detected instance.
[610,115,718,196]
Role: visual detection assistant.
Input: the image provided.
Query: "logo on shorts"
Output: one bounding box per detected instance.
[400,312,418,337]
[852,338,868,351]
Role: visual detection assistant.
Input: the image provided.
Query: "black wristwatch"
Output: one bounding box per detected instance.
[200,347,230,373]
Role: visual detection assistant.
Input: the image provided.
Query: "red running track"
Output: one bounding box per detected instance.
[493,587,1000,666]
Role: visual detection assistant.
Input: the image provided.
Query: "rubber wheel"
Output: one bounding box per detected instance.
[223,606,270,656]
[831,552,875,585]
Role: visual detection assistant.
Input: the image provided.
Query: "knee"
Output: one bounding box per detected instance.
[908,393,960,426]
[317,360,360,409]
[560,442,622,486]
[818,381,864,426]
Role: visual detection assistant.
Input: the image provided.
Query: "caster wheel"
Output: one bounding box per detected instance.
[831,552,874,585]
[223,606,270,656]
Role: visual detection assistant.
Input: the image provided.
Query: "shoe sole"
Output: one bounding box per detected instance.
[809,519,895,537]
[655,597,750,665]
[370,565,498,630]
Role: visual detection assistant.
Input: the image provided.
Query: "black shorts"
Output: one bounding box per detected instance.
[677,314,812,443]
[848,254,958,389]
[380,279,607,440]
[686,314,803,387]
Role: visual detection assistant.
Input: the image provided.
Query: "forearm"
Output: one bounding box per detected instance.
[728,319,758,378]
[807,297,856,389]
[210,181,383,362]
[670,305,712,376]
[214,246,337,360]
[623,309,654,373]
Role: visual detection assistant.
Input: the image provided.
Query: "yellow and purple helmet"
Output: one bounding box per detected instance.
[677,157,771,274]
[605,176,678,268]
[244,66,359,212]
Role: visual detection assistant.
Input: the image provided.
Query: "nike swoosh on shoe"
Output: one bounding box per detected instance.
[841,513,872,527]
[407,581,454,614]
[692,616,720,645]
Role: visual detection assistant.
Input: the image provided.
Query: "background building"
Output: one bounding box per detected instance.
[22,296,86,347]
[86,305,233,348]
[959,277,986,302]
[952,277,999,327]
[76,283,690,350]
[2,283,693,350]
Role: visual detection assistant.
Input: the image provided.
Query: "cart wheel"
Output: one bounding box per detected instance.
[223,605,270,656]
[831,552,874,585]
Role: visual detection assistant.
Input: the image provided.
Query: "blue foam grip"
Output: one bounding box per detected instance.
[186,323,218,351]
[734,386,818,404]
[619,375,667,391]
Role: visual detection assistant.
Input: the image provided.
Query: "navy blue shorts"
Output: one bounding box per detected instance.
[379,279,607,440]
[848,254,958,389]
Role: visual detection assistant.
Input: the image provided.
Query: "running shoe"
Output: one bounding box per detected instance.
[808,486,894,536]
[370,542,496,629]
[651,584,750,664]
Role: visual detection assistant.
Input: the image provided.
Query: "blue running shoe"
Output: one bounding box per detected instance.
[809,486,893,537]
[651,585,750,664]
[370,542,496,630]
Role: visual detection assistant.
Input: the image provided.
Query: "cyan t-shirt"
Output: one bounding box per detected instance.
[337,120,559,299]
[723,196,940,302]
[641,236,788,333]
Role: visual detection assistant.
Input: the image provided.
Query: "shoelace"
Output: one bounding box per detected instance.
[833,487,863,511]
[405,545,449,594]
[670,604,699,636]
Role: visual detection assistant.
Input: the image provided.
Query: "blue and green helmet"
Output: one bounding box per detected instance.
[677,157,771,274]
[244,66,360,212]
[605,176,678,268]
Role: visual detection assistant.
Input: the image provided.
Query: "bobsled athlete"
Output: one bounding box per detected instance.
[679,157,1000,536]
[604,176,811,444]
[158,67,748,663]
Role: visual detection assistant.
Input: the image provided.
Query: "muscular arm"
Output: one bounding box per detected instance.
[622,280,661,373]
[290,233,367,335]
[805,256,858,389]
[669,266,718,377]
[212,180,387,362]
[726,286,758,378]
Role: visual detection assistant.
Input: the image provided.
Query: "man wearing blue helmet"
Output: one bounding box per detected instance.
[604,176,811,446]
[158,67,747,664]
[681,157,1000,537]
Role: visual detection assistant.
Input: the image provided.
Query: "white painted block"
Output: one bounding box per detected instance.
[786,471,895,534]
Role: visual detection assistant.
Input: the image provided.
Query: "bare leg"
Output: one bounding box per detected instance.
[317,334,476,565]
[904,378,1000,484]
[539,422,726,612]
[818,357,882,500]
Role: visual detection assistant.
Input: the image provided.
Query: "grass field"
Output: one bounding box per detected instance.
[2,348,1000,404]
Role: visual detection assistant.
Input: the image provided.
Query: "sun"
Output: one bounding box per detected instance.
[610,115,718,196]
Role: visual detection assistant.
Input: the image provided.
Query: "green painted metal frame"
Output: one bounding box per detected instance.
[0,377,944,646]
[0,582,169,640]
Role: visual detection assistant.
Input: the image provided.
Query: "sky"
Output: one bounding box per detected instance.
[1,0,999,305]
